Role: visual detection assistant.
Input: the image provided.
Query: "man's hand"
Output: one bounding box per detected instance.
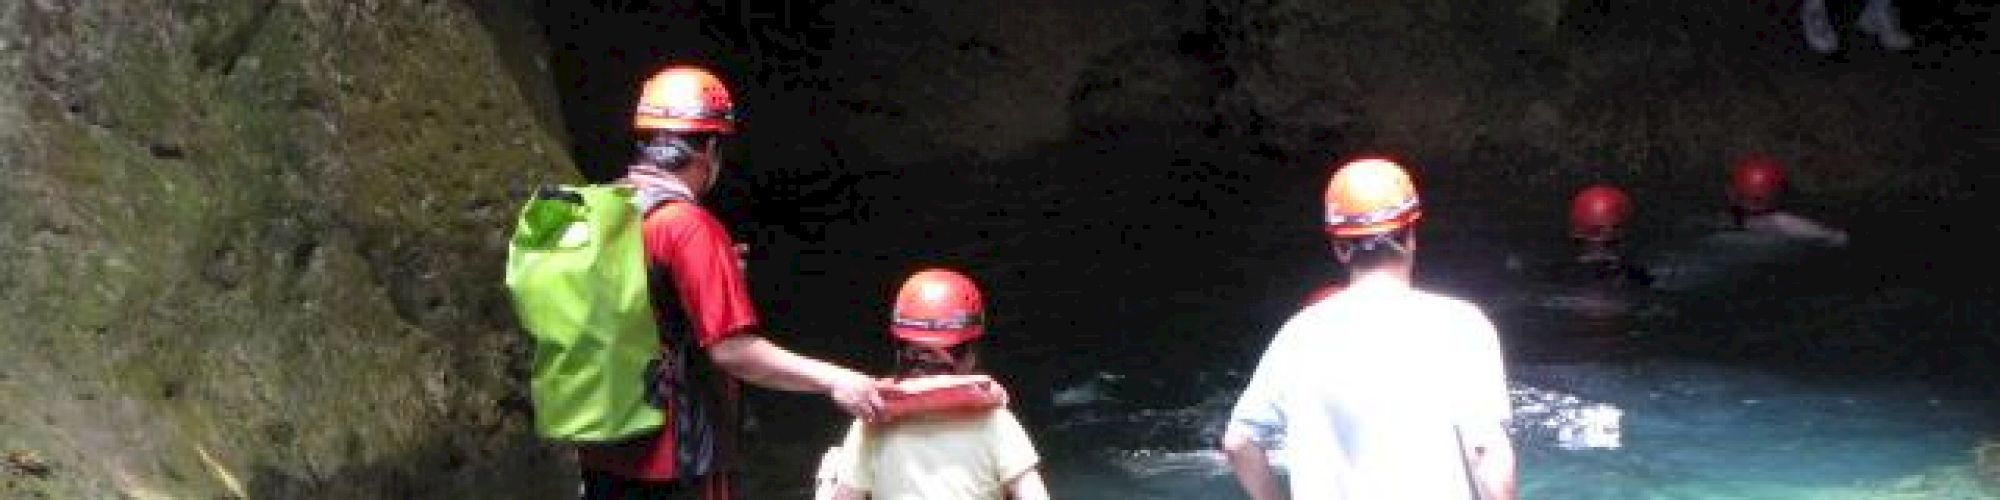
[707,335,891,422]
[874,375,1010,422]
[1222,423,1285,500]
[829,373,886,423]
[988,379,1010,407]
[1461,422,1518,500]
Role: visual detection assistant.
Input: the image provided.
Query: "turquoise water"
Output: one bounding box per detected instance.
[1027,359,1992,499]
[1515,362,1990,500]
[736,140,1998,498]
[1011,226,1999,499]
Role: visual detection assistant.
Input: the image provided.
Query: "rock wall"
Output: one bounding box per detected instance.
[0,0,1989,497]
[0,1,574,497]
[805,0,1973,199]
[806,0,1178,164]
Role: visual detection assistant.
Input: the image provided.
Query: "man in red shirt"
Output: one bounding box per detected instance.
[576,64,889,499]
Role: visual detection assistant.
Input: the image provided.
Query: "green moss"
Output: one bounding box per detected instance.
[3,1,575,497]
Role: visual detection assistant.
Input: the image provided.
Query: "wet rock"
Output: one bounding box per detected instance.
[3,450,52,479]
[815,0,1171,164]
[1068,37,1231,139]
[1220,0,1951,195]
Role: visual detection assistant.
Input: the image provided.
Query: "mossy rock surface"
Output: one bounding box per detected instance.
[1,1,574,497]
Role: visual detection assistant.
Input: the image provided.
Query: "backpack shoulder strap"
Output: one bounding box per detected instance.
[631,176,696,217]
[634,188,691,215]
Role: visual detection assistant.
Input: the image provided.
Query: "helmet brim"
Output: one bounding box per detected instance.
[891,326,982,348]
[634,117,737,135]
[1327,211,1421,238]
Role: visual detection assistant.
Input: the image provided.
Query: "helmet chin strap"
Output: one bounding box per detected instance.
[639,134,694,168]
[698,140,722,193]
[638,134,725,195]
[1333,231,1410,258]
[897,344,972,377]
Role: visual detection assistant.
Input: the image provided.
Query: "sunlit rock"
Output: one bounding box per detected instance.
[0,1,574,497]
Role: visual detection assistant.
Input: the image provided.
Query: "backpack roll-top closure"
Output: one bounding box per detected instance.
[513,187,592,250]
[506,184,668,443]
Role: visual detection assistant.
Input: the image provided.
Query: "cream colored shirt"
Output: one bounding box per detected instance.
[829,409,1041,500]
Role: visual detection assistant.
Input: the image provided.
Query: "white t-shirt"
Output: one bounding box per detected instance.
[1742,211,1849,247]
[829,409,1041,500]
[1229,278,1511,499]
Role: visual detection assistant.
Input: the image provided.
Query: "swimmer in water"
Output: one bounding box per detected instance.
[1727,154,1850,247]
[1568,183,1654,287]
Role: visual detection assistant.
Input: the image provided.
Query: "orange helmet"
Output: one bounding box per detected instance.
[890,269,986,348]
[1729,154,1787,214]
[1324,158,1422,238]
[633,65,737,135]
[1570,184,1633,243]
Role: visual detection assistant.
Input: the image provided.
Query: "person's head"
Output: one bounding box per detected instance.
[1728,154,1788,217]
[632,64,739,194]
[1323,157,1422,278]
[1570,183,1633,257]
[889,268,986,378]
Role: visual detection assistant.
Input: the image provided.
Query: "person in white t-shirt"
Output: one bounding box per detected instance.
[1221,157,1517,500]
[820,269,1049,500]
[1728,154,1849,248]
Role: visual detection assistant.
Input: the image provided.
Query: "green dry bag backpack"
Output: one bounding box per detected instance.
[504,184,666,442]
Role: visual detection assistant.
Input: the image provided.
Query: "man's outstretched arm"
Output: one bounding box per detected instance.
[1460,421,1517,500]
[1222,423,1285,500]
[708,334,884,422]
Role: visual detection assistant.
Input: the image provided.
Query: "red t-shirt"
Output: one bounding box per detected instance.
[1302,283,1346,308]
[577,201,759,481]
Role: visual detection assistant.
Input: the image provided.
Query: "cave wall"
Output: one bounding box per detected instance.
[782,0,1974,199]
[0,0,1989,497]
[0,1,575,497]
[537,0,1985,257]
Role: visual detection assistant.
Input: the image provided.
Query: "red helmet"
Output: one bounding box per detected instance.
[1570,184,1633,243]
[633,65,737,135]
[1729,154,1787,214]
[1324,158,1422,238]
[890,269,986,348]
